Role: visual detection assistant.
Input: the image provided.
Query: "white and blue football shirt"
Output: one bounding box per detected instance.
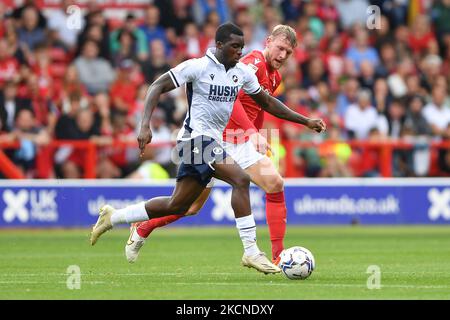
[168,48,262,142]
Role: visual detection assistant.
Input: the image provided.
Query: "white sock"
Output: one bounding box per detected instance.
[235,215,260,256]
[110,202,148,226]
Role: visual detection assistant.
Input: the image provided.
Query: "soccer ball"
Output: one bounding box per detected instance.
[279,246,315,280]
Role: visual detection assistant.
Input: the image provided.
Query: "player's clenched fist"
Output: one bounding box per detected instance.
[307,119,326,133]
[137,125,153,157]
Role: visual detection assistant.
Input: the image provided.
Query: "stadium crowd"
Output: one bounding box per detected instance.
[0,0,450,179]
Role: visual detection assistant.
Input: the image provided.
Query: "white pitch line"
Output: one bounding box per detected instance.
[170,282,450,290]
[1,271,449,277]
[0,272,244,277]
[0,281,105,284]
[0,279,448,290]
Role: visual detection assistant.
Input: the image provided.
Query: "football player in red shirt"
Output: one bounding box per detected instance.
[125,25,324,266]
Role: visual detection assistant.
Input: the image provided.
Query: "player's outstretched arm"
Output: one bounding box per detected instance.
[138,73,176,155]
[249,90,326,133]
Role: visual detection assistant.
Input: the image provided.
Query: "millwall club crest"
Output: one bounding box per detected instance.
[213,147,223,155]
[232,75,238,83]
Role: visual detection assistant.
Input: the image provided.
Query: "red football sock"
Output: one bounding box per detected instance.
[136,215,183,238]
[266,191,287,260]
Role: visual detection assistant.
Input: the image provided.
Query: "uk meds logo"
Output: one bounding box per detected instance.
[2,189,58,223]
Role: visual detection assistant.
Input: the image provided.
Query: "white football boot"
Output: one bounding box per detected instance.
[241,252,282,274]
[125,224,146,263]
[90,205,115,245]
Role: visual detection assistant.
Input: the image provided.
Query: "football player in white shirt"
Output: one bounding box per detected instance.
[90,23,325,274]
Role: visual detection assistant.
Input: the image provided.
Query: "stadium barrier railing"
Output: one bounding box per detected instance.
[0,140,174,179]
[283,139,450,177]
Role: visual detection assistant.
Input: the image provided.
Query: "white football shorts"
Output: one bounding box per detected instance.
[206,139,265,188]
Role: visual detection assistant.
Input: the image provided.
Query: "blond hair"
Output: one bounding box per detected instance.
[270,24,298,48]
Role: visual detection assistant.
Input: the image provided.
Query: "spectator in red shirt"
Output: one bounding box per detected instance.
[0,3,6,39]
[358,127,383,177]
[24,74,57,133]
[110,59,138,115]
[318,0,340,22]
[28,43,53,98]
[319,19,349,53]
[294,25,317,65]
[0,38,21,89]
[408,14,438,59]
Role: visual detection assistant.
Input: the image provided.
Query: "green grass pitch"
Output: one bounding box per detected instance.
[1,226,450,299]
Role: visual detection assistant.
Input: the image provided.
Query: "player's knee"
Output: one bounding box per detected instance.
[233,173,250,189]
[266,175,284,193]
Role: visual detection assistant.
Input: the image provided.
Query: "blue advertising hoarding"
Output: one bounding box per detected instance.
[0,179,449,227]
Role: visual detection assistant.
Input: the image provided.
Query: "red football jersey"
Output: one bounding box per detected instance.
[223,50,282,144]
